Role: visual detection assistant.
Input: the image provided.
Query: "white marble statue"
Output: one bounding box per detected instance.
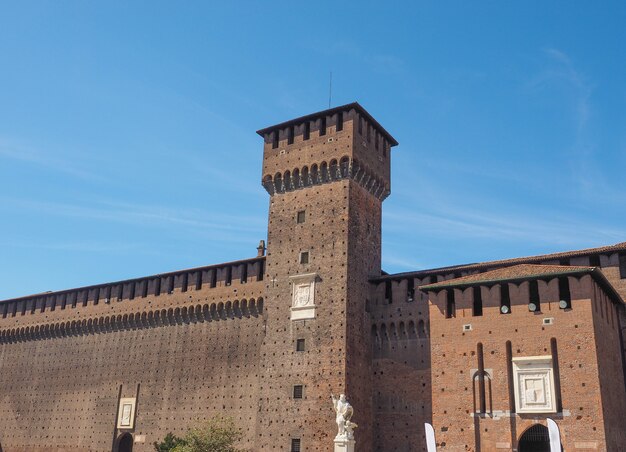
[331,393,357,440]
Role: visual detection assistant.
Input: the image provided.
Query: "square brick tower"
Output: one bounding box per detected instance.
[255,103,398,451]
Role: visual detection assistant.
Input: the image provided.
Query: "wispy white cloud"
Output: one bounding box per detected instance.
[385,196,626,249]
[2,239,152,254]
[541,48,591,131]
[381,254,427,271]
[526,48,607,199]
[0,196,266,237]
[0,138,107,182]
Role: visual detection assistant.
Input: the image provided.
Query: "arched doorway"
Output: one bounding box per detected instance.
[518,424,550,452]
[116,432,133,452]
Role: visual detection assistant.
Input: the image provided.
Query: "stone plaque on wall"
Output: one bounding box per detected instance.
[117,397,137,429]
[512,356,556,413]
[289,273,317,320]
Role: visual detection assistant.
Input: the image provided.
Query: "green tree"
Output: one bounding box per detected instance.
[154,432,186,452]
[172,415,244,452]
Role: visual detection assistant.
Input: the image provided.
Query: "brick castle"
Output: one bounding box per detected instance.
[0,103,624,451]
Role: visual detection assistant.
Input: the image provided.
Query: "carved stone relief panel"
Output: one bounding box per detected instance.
[512,356,556,413]
[289,273,317,320]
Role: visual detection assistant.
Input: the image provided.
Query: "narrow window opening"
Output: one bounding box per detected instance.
[619,252,626,279]
[446,289,456,318]
[291,439,301,452]
[558,277,571,309]
[225,266,232,286]
[154,278,161,296]
[589,254,601,267]
[528,280,541,312]
[385,280,392,304]
[181,273,189,292]
[196,270,203,290]
[559,258,570,266]
[293,385,303,399]
[210,269,217,288]
[303,122,310,140]
[168,276,175,294]
[299,251,309,265]
[117,284,124,301]
[240,265,248,284]
[500,284,511,314]
[287,126,294,145]
[296,339,305,352]
[94,287,100,305]
[551,338,563,412]
[257,262,264,282]
[2,302,8,318]
[477,342,486,414]
[73,292,79,307]
[129,283,135,300]
[472,286,483,316]
[21,300,27,315]
[272,130,279,149]
[319,117,326,136]
[407,279,415,302]
[336,112,343,131]
[142,280,148,298]
[296,210,306,224]
[358,116,363,135]
[506,341,515,414]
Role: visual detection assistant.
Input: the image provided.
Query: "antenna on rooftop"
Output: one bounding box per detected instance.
[328,71,332,108]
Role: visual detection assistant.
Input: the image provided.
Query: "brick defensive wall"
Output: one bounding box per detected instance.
[0,257,266,451]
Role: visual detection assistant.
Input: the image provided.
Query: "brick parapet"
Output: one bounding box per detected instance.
[0,258,265,325]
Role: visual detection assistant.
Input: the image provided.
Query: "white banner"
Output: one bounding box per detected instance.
[547,418,561,452]
[425,423,437,452]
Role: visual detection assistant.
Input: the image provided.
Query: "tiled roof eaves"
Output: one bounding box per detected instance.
[418,267,593,291]
[371,241,626,283]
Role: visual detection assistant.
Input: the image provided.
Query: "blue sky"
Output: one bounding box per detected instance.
[1,1,625,299]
